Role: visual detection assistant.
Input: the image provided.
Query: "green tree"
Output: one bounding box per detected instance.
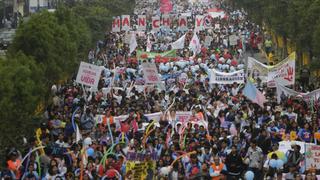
[0,53,45,161]
[10,11,77,83]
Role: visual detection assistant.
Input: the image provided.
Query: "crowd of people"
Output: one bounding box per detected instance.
[1,0,320,179]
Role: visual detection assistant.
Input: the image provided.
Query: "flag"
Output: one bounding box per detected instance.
[129,32,137,54]
[146,36,152,52]
[170,34,186,50]
[75,123,82,143]
[243,80,266,107]
[189,33,201,55]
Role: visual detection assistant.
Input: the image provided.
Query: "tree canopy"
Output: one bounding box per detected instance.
[0,0,135,166]
[232,0,320,66]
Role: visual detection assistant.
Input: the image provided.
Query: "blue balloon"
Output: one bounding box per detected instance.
[276,159,284,169]
[269,159,277,168]
[245,171,254,180]
[87,148,94,157]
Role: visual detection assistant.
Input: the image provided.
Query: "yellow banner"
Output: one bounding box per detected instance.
[126,161,156,180]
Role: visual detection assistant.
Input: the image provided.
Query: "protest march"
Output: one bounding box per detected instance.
[2,0,320,180]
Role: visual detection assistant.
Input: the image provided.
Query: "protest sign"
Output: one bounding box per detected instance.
[121,15,130,31]
[209,69,245,84]
[195,15,204,30]
[126,161,156,180]
[276,82,320,103]
[152,16,160,32]
[247,57,269,83]
[126,151,158,161]
[142,63,161,84]
[267,52,296,87]
[175,111,192,124]
[278,141,306,154]
[112,16,121,32]
[137,15,146,31]
[305,144,320,169]
[229,34,238,46]
[76,62,102,90]
[178,16,188,31]
[144,112,163,121]
[136,49,177,60]
[161,14,171,29]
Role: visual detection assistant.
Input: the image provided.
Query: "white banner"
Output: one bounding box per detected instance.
[210,69,245,84]
[76,62,102,89]
[137,15,146,31]
[276,82,320,103]
[176,111,192,124]
[112,16,121,32]
[195,15,204,30]
[142,63,161,84]
[144,112,163,122]
[152,16,161,32]
[178,16,188,31]
[278,141,306,154]
[268,52,296,87]
[305,144,320,170]
[203,15,213,29]
[121,15,130,31]
[161,14,171,29]
[247,57,269,83]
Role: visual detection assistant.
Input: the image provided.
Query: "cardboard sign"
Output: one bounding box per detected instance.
[142,63,161,84]
[112,16,121,32]
[76,62,102,89]
[137,15,146,31]
[121,15,130,31]
[152,16,160,32]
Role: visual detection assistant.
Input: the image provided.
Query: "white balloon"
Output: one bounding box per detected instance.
[83,137,92,146]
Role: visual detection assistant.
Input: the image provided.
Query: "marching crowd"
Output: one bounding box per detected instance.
[1,0,320,180]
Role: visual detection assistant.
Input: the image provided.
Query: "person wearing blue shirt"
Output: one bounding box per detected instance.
[298,123,312,143]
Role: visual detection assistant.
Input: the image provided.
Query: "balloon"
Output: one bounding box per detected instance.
[276,159,284,169]
[245,171,254,180]
[83,137,92,146]
[210,54,216,60]
[86,148,94,157]
[269,159,277,168]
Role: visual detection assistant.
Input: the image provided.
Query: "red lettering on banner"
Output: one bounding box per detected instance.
[81,76,95,85]
[162,17,170,26]
[112,18,120,28]
[138,17,146,27]
[179,18,187,27]
[122,17,130,27]
[196,18,203,27]
[153,19,160,28]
